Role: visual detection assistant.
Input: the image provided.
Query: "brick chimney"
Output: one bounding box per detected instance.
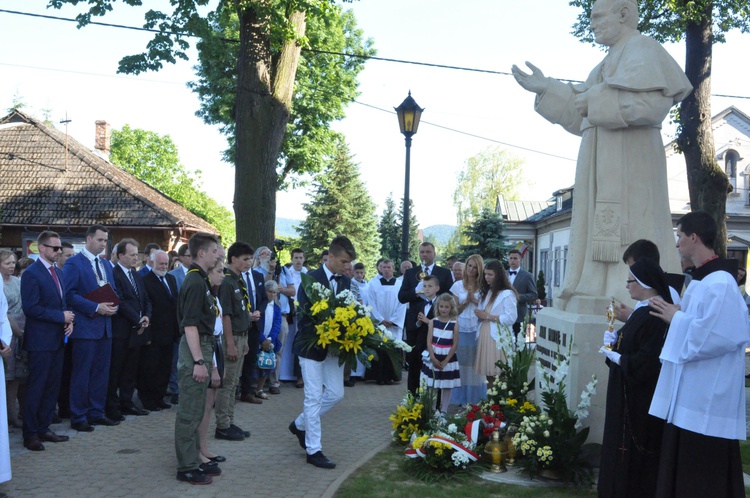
[95,120,111,157]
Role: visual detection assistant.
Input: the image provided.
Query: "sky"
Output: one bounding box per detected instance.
[2,0,750,229]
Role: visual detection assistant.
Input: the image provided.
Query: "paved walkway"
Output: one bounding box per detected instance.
[0,381,405,497]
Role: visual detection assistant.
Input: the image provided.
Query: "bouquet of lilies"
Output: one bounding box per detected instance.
[298,273,411,370]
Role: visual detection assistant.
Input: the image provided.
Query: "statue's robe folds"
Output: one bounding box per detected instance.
[534,32,692,310]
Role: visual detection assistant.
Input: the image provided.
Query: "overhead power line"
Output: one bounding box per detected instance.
[2,7,750,100]
[353,101,577,161]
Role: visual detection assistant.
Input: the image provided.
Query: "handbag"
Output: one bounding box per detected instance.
[256,347,276,370]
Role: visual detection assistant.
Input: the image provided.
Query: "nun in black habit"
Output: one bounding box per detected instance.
[597,257,672,498]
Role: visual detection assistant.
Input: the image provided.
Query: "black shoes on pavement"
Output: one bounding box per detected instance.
[307,451,336,469]
[289,421,306,449]
[176,468,213,485]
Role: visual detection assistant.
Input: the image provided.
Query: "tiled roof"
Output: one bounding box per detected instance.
[0,110,217,233]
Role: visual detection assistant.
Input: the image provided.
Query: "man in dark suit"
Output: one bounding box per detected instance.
[109,239,152,419]
[238,253,267,404]
[507,249,537,339]
[398,242,453,393]
[21,231,75,450]
[290,236,356,469]
[64,224,120,432]
[139,250,179,411]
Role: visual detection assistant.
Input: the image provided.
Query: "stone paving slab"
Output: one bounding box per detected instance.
[0,381,406,497]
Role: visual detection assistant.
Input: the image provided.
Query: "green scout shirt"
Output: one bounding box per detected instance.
[177,264,216,336]
[218,269,250,334]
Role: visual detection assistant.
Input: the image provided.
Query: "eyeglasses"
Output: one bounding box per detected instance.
[626,279,636,284]
[42,244,62,252]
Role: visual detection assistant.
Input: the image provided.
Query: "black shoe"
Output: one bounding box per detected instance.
[199,462,222,476]
[176,469,212,485]
[105,411,125,422]
[90,416,121,427]
[23,437,45,451]
[215,427,244,441]
[159,401,172,409]
[230,424,250,438]
[343,379,355,387]
[170,394,179,405]
[71,421,95,432]
[289,421,306,449]
[208,455,227,463]
[306,451,336,469]
[142,404,162,412]
[122,406,149,416]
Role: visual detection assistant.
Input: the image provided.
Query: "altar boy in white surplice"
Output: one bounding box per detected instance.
[366,259,407,384]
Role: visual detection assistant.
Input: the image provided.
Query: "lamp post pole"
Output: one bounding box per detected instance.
[394,92,424,265]
[401,135,412,264]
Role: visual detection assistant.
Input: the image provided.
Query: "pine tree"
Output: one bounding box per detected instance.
[396,197,421,262]
[460,209,509,261]
[297,139,380,272]
[378,194,400,262]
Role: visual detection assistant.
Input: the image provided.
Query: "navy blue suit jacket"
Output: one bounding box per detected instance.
[112,265,152,341]
[293,267,351,361]
[64,252,117,340]
[21,259,68,351]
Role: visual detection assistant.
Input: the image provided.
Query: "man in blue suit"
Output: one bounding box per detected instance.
[21,231,76,451]
[290,236,355,469]
[64,225,120,432]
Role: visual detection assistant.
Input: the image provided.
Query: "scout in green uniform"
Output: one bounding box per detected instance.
[174,232,222,485]
[214,241,254,441]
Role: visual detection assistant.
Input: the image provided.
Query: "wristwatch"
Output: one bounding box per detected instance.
[193,359,206,366]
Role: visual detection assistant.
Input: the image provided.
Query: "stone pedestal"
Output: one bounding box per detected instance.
[534,296,622,444]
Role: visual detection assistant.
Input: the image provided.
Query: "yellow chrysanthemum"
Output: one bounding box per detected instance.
[311,299,329,316]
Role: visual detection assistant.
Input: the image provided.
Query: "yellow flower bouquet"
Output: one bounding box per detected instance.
[298,273,411,370]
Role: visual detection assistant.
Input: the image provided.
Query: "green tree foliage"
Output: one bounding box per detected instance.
[453,146,525,229]
[189,4,374,187]
[536,270,547,301]
[49,0,371,248]
[296,139,380,271]
[109,125,236,243]
[569,0,750,256]
[378,194,401,262]
[397,197,421,263]
[460,209,509,261]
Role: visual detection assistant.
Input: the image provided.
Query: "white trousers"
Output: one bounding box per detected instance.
[294,356,344,455]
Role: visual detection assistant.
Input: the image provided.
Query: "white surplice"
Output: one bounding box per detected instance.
[366,278,407,341]
[0,279,12,483]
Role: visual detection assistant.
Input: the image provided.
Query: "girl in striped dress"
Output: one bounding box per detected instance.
[421,293,460,413]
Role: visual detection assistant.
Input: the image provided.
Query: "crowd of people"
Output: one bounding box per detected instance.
[0,211,748,493]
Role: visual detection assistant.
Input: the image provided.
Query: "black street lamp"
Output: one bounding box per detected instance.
[394,91,424,264]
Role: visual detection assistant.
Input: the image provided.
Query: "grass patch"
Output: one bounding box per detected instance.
[741,439,750,475]
[335,443,597,498]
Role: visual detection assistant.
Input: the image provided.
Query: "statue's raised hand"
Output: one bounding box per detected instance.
[511,62,549,94]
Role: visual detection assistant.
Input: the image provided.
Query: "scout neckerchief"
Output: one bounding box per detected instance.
[226,270,252,312]
[187,267,220,317]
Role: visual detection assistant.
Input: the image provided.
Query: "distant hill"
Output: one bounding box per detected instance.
[423,224,457,246]
[274,218,457,246]
[276,218,301,239]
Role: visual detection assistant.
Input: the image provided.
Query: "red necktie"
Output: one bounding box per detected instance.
[49,266,62,297]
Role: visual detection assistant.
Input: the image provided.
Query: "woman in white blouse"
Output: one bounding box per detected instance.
[474,259,517,385]
[449,254,485,405]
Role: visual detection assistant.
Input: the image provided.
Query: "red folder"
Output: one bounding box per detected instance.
[83,283,120,306]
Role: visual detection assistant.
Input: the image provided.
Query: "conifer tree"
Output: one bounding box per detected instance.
[297,139,380,272]
[460,209,509,261]
[396,197,421,262]
[378,194,401,262]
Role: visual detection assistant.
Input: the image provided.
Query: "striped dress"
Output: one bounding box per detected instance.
[421,319,461,388]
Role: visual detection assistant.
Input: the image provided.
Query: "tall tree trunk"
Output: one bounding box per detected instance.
[233,6,306,247]
[677,1,730,256]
